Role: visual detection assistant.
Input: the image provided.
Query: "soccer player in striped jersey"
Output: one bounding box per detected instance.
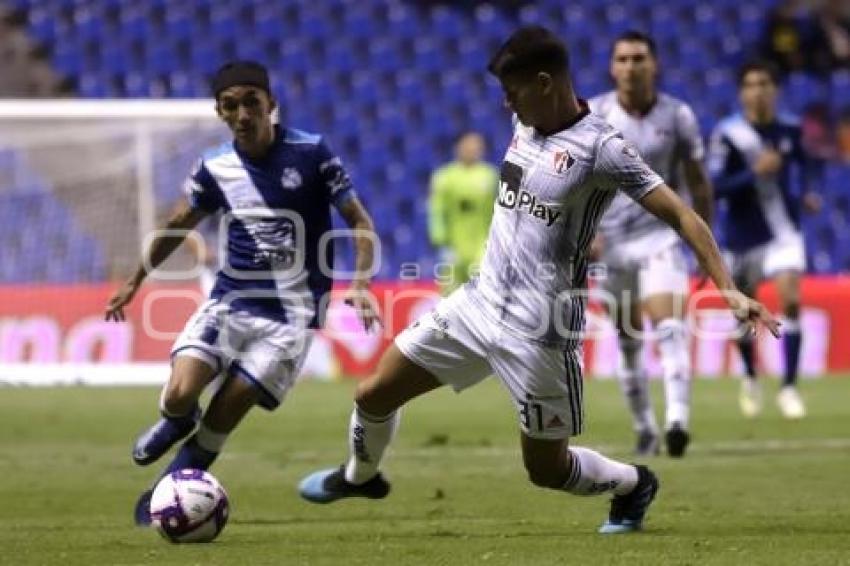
[298,27,778,534]
[589,31,714,458]
[708,61,820,419]
[104,61,380,525]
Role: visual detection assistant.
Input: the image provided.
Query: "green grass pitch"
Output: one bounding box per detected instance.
[1,376,849,565]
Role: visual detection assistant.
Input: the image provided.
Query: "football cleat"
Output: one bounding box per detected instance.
[132,406,201,466]
[634,430,660,457]
[299,465,390,504]
[664,423,690,458]
[134,489,153,526]
[598,465,659,534]
[738,378,763,418]
[777,386,806,420]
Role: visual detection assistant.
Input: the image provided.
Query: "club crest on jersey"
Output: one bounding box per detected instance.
[280,167,302,190]
[497,182,562,227]
[553,150,574,174]
[622,142,640,158]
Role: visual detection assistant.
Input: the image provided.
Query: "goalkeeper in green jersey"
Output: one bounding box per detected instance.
[428,132,499,293]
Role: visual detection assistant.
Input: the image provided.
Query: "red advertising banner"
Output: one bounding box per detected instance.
[0,276,848,383]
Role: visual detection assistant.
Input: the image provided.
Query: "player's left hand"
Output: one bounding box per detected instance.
[344,285,382,332]
[727,290,781,338]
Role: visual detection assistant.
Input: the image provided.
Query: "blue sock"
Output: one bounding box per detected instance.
[783,320,802,387]
[160,436,218,480]
[737,335,757,379]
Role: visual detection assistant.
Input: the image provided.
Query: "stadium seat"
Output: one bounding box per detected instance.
[4,0,850,281]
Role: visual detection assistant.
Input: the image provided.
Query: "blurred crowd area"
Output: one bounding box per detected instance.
[761,0,850,162]
[0,0,849,282]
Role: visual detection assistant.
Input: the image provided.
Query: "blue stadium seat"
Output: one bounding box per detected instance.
[5,0,850,280]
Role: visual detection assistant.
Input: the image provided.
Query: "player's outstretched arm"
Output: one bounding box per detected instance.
[638,184,780,337]
[337,196,382,331]
[105,199,207,322]
[682,157,714,288]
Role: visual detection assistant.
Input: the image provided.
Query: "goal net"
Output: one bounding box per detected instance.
[0,100,231,384]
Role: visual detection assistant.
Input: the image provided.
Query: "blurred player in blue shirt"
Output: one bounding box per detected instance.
[105,61,380,524]
[708,61,820,419]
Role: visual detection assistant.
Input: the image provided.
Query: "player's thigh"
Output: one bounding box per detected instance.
[520,432,570,488]
[379,288,495,415]
[773,269,802,315]
[643,292,687,325]
[732,248,765,298]
[167,301,231,402]
[638,245,689,324]
[491,338,584,440]
[602,266,641,334]
[355,343,446,416]
[202,371,260,434]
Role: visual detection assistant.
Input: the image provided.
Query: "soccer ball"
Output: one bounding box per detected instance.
[149,469,229,543]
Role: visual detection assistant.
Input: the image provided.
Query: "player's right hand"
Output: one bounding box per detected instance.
[727,290,781,338]
[343,285,383,332]
[753,149,782,176]
[104,280,139,322]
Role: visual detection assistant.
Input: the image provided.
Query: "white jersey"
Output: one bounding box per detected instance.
[589,91,704,244]
[468,106,663,347]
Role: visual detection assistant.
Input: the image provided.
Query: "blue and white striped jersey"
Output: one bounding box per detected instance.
[183,126,356,328]
[708,113,812,252]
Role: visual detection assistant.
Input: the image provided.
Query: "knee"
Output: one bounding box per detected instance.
[525,463,564,490]
[162,379,199,415]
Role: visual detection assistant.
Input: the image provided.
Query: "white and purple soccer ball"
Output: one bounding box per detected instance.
[149,469,229,543]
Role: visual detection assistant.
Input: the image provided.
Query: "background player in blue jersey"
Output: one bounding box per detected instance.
[104,61,380,524]
[708,61,820,419]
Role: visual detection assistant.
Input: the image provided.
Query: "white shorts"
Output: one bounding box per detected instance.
[601,242,690,303]
[731,232,806,293]
[171,300,313,411]
[394,287,584,439]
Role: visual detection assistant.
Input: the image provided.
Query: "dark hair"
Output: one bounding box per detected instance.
[211,60,271,98]
[612,30,657,58]
[487,26,570,79]
[737,60,780,87]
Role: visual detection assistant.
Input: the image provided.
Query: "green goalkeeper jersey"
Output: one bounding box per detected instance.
[428,161,499,281]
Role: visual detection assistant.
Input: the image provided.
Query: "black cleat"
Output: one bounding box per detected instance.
[635,430,660,457]
[599,465,659,534]
[299,465,391,504]
[665,423,690,458]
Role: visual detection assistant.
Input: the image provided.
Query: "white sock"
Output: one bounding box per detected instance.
[656,318,691,430]
[563,446,638,496]
[617,335,658,434]
[195,423,228,453]
[344,404,400,484]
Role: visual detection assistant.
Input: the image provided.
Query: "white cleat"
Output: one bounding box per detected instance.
[739,379,763,418]
[777,386,806,420]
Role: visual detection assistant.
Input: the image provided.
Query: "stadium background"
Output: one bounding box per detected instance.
[1,0,849,383]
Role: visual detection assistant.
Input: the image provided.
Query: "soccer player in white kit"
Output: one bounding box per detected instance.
[589,31,714,458]
[104,61,380,525]
[299,27,778,534]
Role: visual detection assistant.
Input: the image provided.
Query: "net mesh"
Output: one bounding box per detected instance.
[0,103,227,282]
